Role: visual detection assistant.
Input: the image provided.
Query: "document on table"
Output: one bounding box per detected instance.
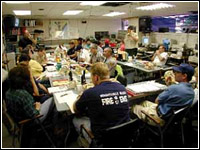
[46,71,60,78]
[54,90,78,114]
[48,86,69,94]
[126,80,167,93]
[46,66,57,72]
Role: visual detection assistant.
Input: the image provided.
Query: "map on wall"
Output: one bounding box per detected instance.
[49,20,79,39]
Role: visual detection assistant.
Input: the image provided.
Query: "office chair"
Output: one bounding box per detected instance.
[79,118,139,148]
[141,105,191,148]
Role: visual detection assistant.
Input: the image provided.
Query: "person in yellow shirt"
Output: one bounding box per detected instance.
[21,46,43,78]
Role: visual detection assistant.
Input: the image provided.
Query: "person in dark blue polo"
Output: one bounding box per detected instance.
[132,63,195,126]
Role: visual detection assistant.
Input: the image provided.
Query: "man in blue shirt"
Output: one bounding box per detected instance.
[73,62,130,144]
[132,63,194,126]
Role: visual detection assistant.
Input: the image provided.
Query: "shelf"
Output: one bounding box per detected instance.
[21,26,43,28]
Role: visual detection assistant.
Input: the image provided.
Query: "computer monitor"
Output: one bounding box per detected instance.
[142,36,149,46]
[15,18,20,27]
[110,34,116,39]
[163,38,171,51]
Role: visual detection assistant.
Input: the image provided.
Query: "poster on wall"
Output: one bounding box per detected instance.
[49,20,79,39]
[49,20,68,39]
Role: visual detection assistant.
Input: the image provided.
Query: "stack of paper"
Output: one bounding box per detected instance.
[48,86,68,94]
[46,66,57,72]
[52,79,69,86]
[54,91,78,113]
[46,71,60,78]
[126,81,167,94]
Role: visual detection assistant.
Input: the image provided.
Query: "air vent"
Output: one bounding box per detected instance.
[101,2,131,7]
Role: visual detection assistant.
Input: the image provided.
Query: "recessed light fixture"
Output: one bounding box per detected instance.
[5,2,30,4]
[80,2,106,6]
[136,3,175,11]
[13,10,31,15]
[63,10,83,15]
[103,12,125,17]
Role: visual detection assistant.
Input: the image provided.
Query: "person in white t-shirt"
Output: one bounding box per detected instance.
[55,43,67,58]
[151,44,168,66]
[77,48,91,63]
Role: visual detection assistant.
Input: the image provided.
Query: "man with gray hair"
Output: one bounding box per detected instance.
[89,44,105,65]
[103,47,117,77]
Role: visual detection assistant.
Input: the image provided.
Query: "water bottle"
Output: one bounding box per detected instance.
[133,55,136,64]
[81,69,86,85]
[69,67,73,81]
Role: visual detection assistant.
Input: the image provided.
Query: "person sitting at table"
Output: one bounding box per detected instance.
[21,46,44,78]
[83,38,91,50]
[192,67,198,105]
[92,40,104,54]
[163,70,177,86]
[54,43,67,59]
[102,38,110,50]
[67,40,77,61]
[18,54,51,103]
[151,44,168,67]
[35,47,47,66]
[89,44,105,65]
[76,37,83,51]
[77,48,91,64]
[103,47,117,77]
[118,40,125,52]
[132,63,194,126]
[5,66,54,123]
[73,62,130,144]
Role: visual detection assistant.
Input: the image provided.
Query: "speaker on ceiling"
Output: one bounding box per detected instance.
[139,16,152,33]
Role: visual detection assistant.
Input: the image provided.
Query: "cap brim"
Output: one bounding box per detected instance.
[172,66,182,72]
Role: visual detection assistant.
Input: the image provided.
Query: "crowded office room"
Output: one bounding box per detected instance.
[1,1,198,148]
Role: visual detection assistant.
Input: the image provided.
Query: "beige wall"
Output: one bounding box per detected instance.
[26,18,197,48]
[27,19,121,40]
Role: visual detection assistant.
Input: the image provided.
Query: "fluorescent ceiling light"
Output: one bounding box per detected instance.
[80,2,106,6]
[103,12,125,17]
[13,10,31,15]
[63,10,83,15]
[5,2,30,4]
[136,3,175,10]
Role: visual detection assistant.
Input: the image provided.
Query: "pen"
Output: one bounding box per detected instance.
[60,93,68,97]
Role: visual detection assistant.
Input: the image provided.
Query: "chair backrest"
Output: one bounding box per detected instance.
[101,118,139,148]
[163,105,191,131]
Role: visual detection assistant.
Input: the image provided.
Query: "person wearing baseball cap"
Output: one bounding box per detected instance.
[132,63,195,126]
[172,63,194,83]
